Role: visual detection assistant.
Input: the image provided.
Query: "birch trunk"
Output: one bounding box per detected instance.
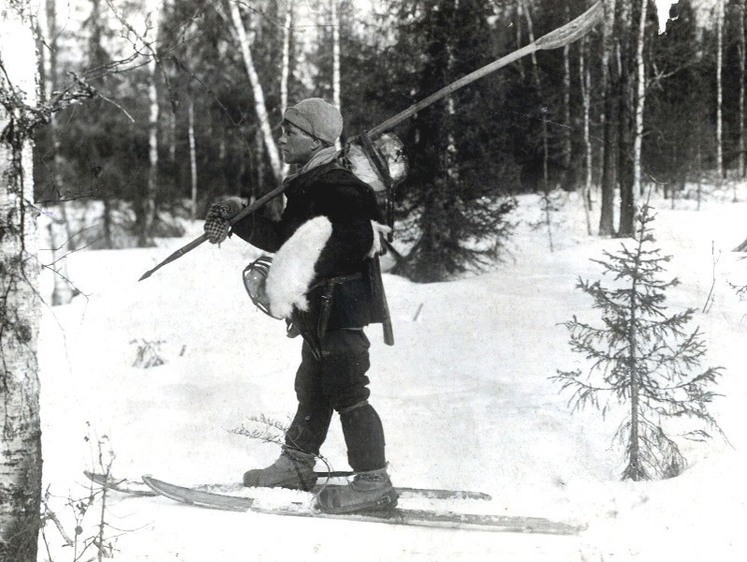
[188,96,198,220]
[514,1,525,80]
[140,0,163,247]
[331,0,341,150]
[738,0,745,188]
[562,5,572,188]
[280,0,292,115]
[599,0,618,236]
[280,0,292,176]
[227,0,283,183]
[521,0,552,251]
[521,0,549,192]
[168,109,176,164]
[48,220,74,305]
[631,0,647,221]
[716,0,724,186]
[41,0,73,304]
[579,36,593,235]
[0,2,43,560]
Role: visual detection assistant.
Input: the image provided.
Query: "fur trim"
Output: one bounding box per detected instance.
[265,216,333,318]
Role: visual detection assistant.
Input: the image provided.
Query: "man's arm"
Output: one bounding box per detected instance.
[231,213,285,253]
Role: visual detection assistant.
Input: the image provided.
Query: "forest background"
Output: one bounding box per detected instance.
[2,0,747,559]
[33,0,745,289]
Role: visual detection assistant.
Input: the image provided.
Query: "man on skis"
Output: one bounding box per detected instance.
[203,97,395,514]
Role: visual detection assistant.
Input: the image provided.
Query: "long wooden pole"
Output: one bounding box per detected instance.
[139,1,605,281]
[367,1,603,138]
[138,183,287,281]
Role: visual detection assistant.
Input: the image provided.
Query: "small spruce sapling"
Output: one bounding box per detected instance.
[553,205,724,480]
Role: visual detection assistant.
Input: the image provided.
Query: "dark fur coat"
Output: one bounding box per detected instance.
[231,161,389,333]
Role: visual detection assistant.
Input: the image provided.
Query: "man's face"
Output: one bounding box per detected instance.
[279,122,319,165]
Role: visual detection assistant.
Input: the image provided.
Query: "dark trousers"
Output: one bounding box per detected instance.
[284,329,386,472]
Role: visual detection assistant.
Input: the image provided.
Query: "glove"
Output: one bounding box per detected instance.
[204,197,243,244]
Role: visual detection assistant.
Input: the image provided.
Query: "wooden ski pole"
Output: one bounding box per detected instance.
[138,183,286,281]
[139,1,604,281]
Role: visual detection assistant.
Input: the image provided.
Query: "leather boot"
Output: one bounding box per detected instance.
[316,468,398,514]
[242,448,317,490]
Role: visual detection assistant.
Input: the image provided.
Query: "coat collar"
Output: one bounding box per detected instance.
[284,146,339,184]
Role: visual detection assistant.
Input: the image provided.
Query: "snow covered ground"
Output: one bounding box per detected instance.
[37,185,747,561]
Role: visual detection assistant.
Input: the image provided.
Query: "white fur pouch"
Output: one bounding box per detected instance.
[265,216,333,318]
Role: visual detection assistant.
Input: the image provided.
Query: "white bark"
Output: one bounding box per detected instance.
[562,6,572,174]
[738,0,745,187]
[520,0,552,250]
[599,0,617,236]
[716,0,724,185]
[280,0,293,115]
[188,96,198,220]
[47,220,74,305]
[514,1,525,80]
[142,0,164,245]
[579,37,593,236]
[331,0,341,150]
[227,0,283,183]
[0,2,43,560]
[168,109,176,163]
[41,0,74,304]
[632,0,647,213]
[280,0,292,176]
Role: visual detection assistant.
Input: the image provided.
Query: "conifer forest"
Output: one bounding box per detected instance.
[27,0,743,281]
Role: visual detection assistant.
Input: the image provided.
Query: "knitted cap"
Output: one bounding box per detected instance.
[283,98,343,144]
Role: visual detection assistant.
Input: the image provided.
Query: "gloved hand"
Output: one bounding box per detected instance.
[204,197,243,244]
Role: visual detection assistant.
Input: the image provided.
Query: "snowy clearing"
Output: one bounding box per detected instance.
[38,185,747,561]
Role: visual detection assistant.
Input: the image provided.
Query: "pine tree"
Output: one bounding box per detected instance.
[389,0,518,282]
[553,205,724,481]
[644,0,705,199]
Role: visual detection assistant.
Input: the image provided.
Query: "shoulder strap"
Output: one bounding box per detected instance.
[359,131,395,241]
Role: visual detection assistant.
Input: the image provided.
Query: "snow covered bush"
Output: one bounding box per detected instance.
[553,205,724,481]
[131,339,165,369]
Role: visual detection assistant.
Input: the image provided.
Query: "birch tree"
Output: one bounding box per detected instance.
[280,0,293,115]
[86,0,115,247]
[40,0,74,304]
[331,0,341,150]
[738,0,745,182]
[562,5,572,189]
[630,0,648,228]
[0,3,43,559]
[716,0,724,185]
[280,0,293,177]
[579,35,593,236]
[599,0,618,236]
[140,0,164,246]
[521,0,554,251]
[226,0,283,183]
[188,93,198,219]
